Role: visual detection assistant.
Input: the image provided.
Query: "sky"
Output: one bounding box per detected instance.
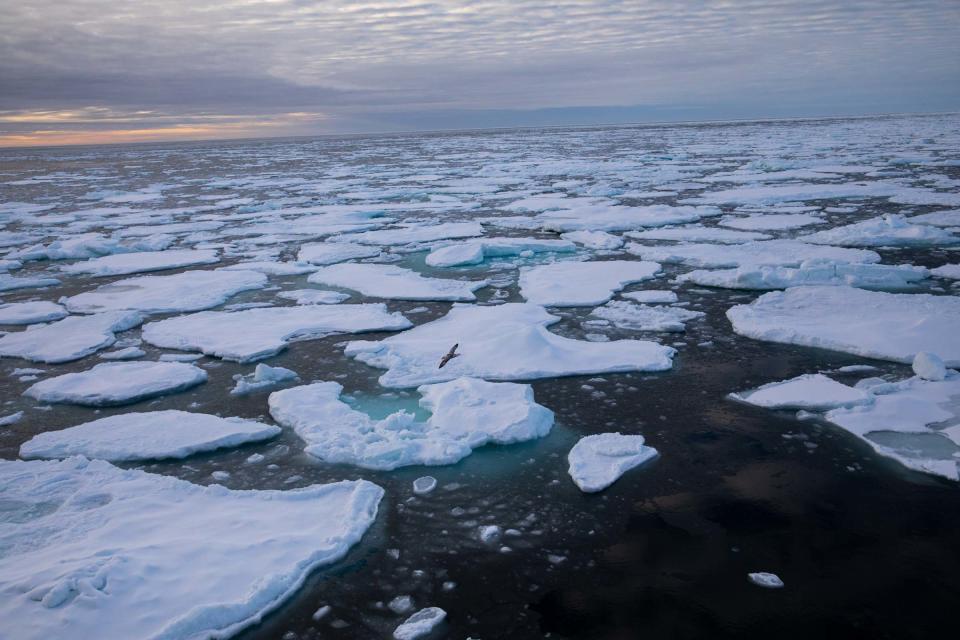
[1,0,959,147]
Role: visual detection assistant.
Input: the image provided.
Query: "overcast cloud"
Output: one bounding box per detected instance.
[1,0,958,145]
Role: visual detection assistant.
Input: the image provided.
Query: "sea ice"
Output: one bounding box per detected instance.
[913,352,947,381]
[0,311,142,363]
[0,457,381,640]
[801,214,959,247]
[677,261,928,291]
[231,363,299,395]
[143,304,411,362]
[748,572,785,589]
[296,242,381,265]
[931,264,960,279]
[519,260,661,306]
[560,230,624,250]
[393,607,446,640]
[622,290,679,304]
[24,361,207,406]
[0,301,68,325]
[537,203,719,232]
[20,410,279,461]
[309,264,488,301]
[64,269,267,314]
[60,249,220,277]
[730,373,874,410]
[909,209,960,228]
[727,286,960,365]
[413,476,438,495]
[268,377,554,470]
[626,226,771,244]
[0,274,61,292]
[627,240,880,268]
[719,213,822,231]
[344,303,675,387]
[568,432,658,492]
[277,289,351,305]
[425,238,575,267]
[218,261,317,275]
[337,222,483,246]
[589,300,704,332]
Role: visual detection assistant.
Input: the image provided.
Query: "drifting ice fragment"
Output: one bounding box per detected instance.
[568,432,658,492]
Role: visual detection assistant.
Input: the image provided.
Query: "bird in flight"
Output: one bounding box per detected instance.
[438,343,460,368]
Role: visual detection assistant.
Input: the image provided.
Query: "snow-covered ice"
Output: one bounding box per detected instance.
[931,264,960,280]
[622,290,678,304]
[337,222,483,246]
[296,242,381,265]
[231,363,299,395]
[19,410,280,460]
[913,352,947,381]
[0,311,142,363]
[727,286,960,365]
[277,289,351,305]
[801,214,959,247]
[748,572,784,589]
[393,607,446,640]
[344,303,675,387]
[143,304,411,362]
[626,226,771,244]
[268,377,554,470]
[425,238,575,267]
[720,213,822,231]
[0,457,381,639]
[24,361,208,406]
[560,230,624,250]
[0,301,68,325]
[568,433,658,492]
[730,373,874,410]
[519,260,661,306]
[628,240,879,268]
[0,274,61,292]
[589,300,704,332]
[60,249,220,277]
[309,263,488,301]
[678,261,928,291]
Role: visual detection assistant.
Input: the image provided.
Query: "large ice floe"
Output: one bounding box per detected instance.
[589,300,705,332]
[678,260,928,291]
[625,225,771,244]
[308,263,488,301]
[296,242,380,265]
[536,203,720,232]
[23,361,207,406]
[60,249,220,277]
[801,214,960,247]
[719,213,823,231]
[518,260,661,306]
[0,457,381,639]
[0,300,68,325]
[19,410,279,460]
[425,238,576,267]
[268,377,554,470]
[909,209,960,227]
[730,373,874,410]
[727,286,960,365]
[344,303,675,388]
[0,311,142,363]
[64,269,267,314]
[143,304,411,362]
[568,433,659,492]
[627,239,880,268]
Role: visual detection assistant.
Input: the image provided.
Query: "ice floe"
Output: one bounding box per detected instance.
[60,249,220,277]
[64,269,267,314]
[730,373,874,410]
[0,274,61,292]
[727,286,960,365]
[719,213,822,231]
[519,260,661,306]
[622,290,678,304]
[627,240,880,268]
[344,303,675,387]
[537,203,720,232]
[909,209,960,228]
[143,304,411,362]
[23,361,207,406]
[0,457,381,639]
[394,607,446,640]
[678,261,928,291]
[309,263,488,301]
[297,242,381,265]
[0,311,142,363]
[801,214,960,247]
[931,264,960,280]
[568,432,658,492]
[589,300,704,332]
[269,377,553,469]
[560,230,624,250]
[913,352,947,381]
[425,238,575,267]
[337,222,483,246]
[748,572,784,589]
[0,301,68,325]
[231,363,299,395]
[626,225,771,244]
[277,289,351,305]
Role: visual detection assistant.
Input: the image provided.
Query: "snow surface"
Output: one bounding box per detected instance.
[560,230,624,250]
[344,303,675,388]
[678,261,928,291]
[568,433,658,492]
[309,263,488,301]
[20,410,279,461]
[0,301,68,325]
[143,304,412,362]
[519,260,660,306]
[622,290,678,304]
[425,238,575,267]
[730,373,874,410]
[24,361,207,407]
[720,213,822,231]
[727,286,960,365]
[296,242,380,265]
[0,457,382,640]
[627,240,879,268]
[60,249,220,277]
[0,311,142,363]
[269,377,554,469]
[801,214,960,247]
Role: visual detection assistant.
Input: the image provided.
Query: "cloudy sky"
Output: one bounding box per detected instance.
[2,0,958,146]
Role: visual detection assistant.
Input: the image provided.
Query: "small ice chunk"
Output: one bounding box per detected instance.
[478,525,502,544]
[388,595,415,615]
[99,347,146,361]
[312,605,332,621]
[0,411,24,426]
[277,289,350,305]
[393,607,447,640]
[211,470,230,481]
[230,364,299,396]
[748,572,784,588]
[568,433,658,492]
[413,476,437,495]
[912,352,946,381]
